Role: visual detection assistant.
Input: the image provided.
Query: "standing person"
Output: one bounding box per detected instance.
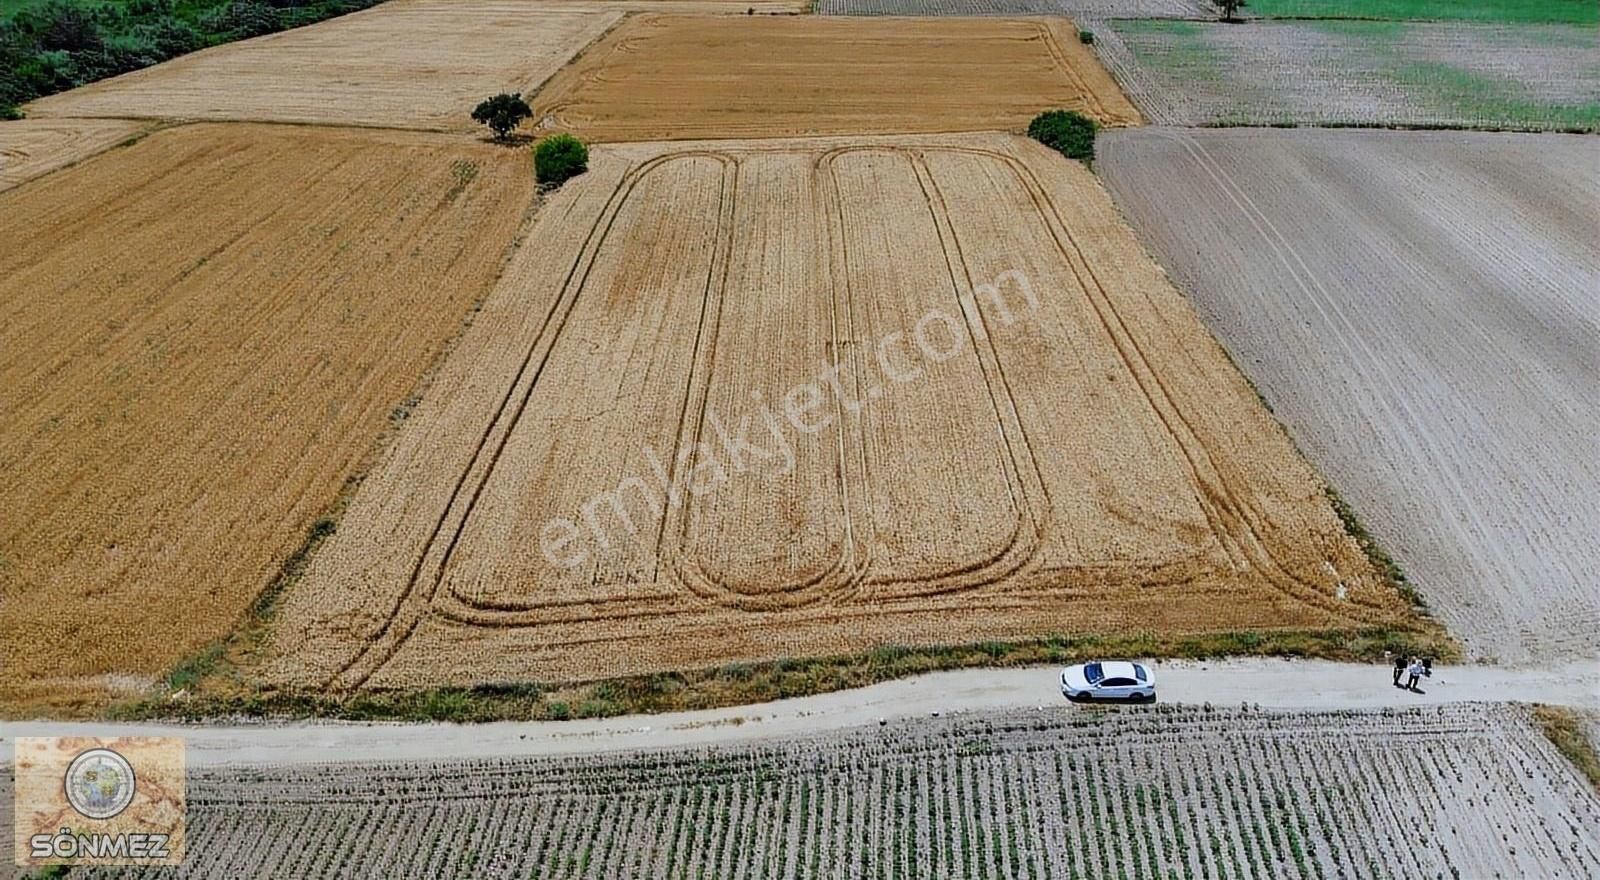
[1406,658,1423,692]
[1392,653,1407,688]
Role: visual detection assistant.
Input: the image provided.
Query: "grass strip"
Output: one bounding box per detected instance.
[115,626,1456,724]
[1532,704,1600,792]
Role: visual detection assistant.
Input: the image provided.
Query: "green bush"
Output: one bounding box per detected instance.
[1027,109,1099,164]
[135,17,203,57]
[1078,28,1095,44]
[534,133,589,186]
[204,0,283,39]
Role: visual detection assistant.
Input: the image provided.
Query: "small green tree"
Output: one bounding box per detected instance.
[1217,0,1243,22]
[535,133,588,186]
[1027,109,1098,164]
[471,92,532,141]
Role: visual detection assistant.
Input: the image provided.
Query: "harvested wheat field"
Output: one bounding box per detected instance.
[590,0,809,9]
[0,118,149,191]
[1099,128,1600,664]
[47,705,1600,879]
[534,15,1140,141]
[0,123,535,715]
[267,132,1414,693]
[23,0,622,130]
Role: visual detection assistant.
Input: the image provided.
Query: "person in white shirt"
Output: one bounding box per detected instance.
[1405,659,1423,692]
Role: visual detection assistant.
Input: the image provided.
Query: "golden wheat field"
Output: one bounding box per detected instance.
[22,0,623,130]
[0,124,535,714]
[534,15,1141,142]
[266,132,1409,693]
[0,118,150,191]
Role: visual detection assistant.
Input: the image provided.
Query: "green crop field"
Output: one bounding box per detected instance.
[1244,0,1598,25]
[1100,18,1600,130]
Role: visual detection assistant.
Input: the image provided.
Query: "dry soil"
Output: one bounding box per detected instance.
[1100,127,1600,664]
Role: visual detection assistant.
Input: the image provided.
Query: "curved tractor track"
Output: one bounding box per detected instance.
[267,133,1415,694]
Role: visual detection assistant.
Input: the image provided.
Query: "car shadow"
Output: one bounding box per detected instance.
[1066,694,1157,704]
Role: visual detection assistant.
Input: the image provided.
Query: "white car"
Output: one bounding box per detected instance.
[1060,661,1156,702]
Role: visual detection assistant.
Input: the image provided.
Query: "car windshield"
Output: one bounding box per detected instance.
[1133,664,1148,682]
[1083,662,1104,683]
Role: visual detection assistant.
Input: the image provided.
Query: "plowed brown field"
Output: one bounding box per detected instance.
[23,0,623,130]
[0,119,148,191]
[268,133,1408,693]
[1100,127,1600,664]
[534,15,1141,142]
[0,124,535,714]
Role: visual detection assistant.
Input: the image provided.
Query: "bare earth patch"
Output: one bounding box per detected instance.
[534,15,1141,141]
[0,118,148,191]
[0,123,536,715]
[22,0,623,130]
[265,132,1414,695]
[34,704,1600,878]
[1100,127,1600,664]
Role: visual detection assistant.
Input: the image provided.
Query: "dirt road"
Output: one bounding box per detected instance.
[3,658,1592,767]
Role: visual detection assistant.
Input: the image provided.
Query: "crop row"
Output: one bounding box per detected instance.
[58,704,1600,879]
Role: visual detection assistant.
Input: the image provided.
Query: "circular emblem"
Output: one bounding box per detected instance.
[64,748,136,820]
